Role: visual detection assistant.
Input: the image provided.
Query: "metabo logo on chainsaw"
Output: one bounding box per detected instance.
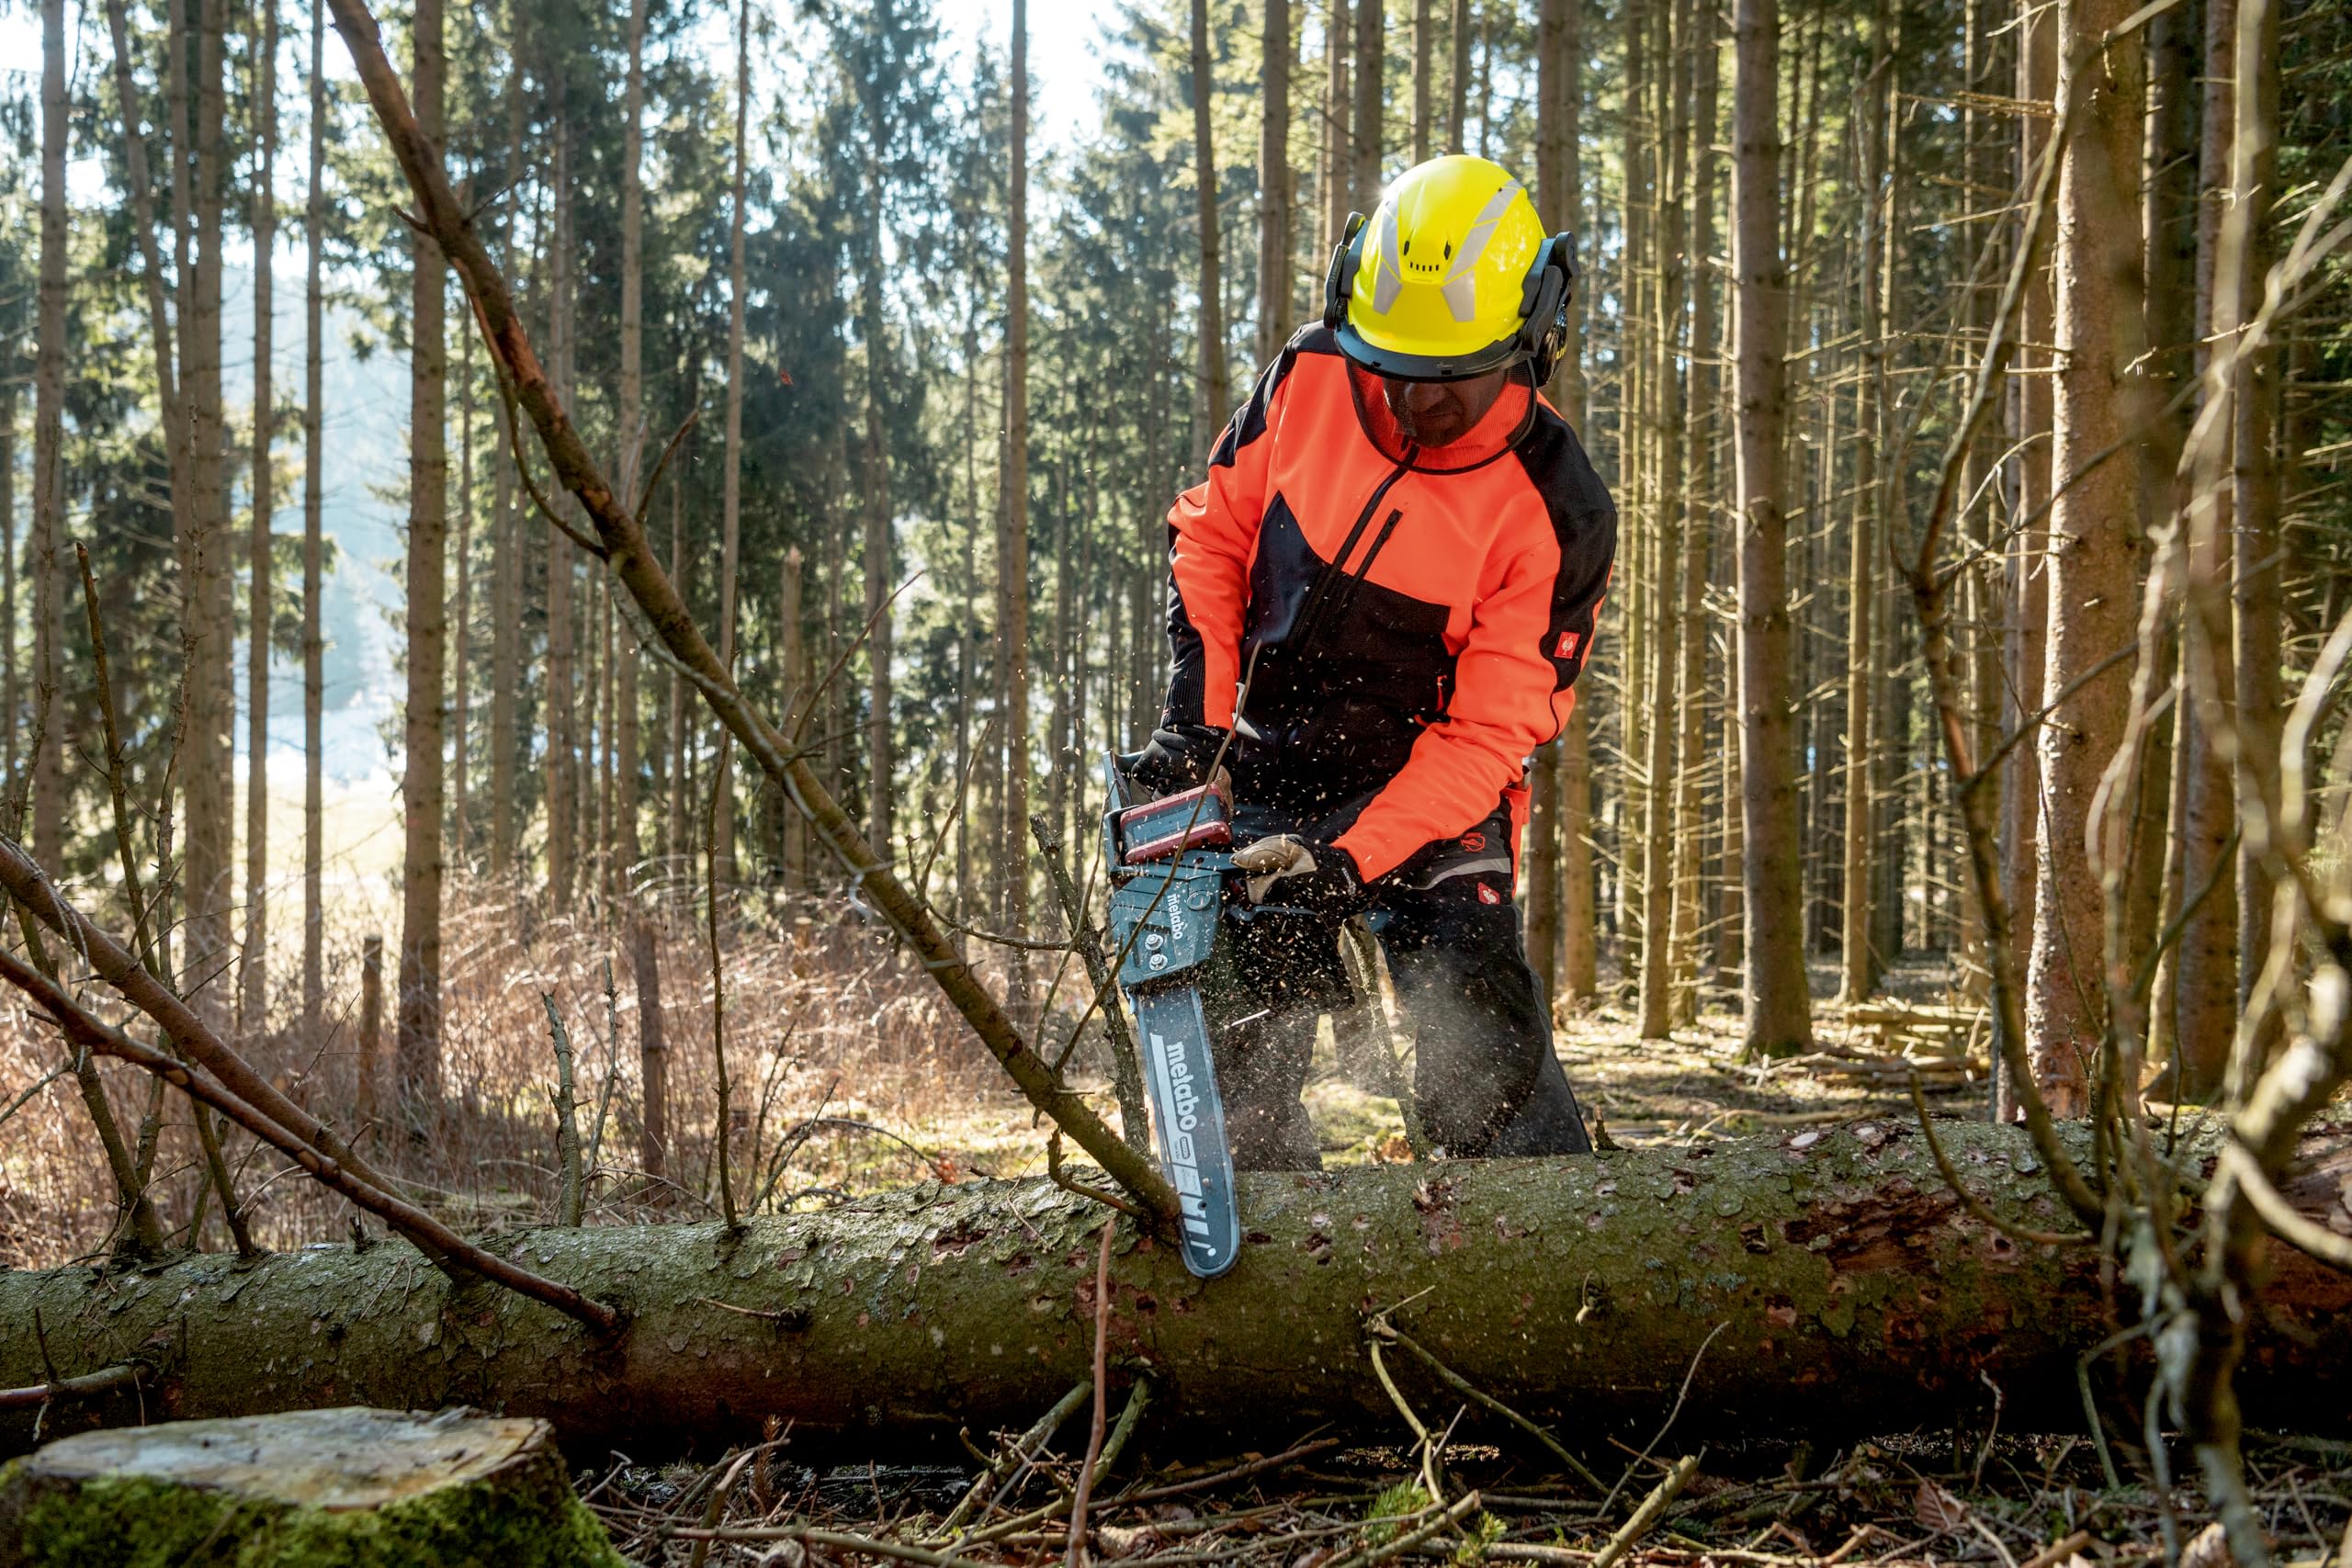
[1103,761,1243,1279]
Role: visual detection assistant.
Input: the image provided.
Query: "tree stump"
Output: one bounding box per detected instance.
[0,1406,624,1568]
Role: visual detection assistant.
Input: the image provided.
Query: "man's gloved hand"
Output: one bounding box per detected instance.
[1131,723,1230,794]
[1230,833,1370,916]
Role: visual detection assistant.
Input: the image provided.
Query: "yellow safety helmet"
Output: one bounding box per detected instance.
[1322,154,1577,383]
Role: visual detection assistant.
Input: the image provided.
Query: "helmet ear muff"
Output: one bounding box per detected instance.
[1517,232,1578,385]
[1322,211,1368,333]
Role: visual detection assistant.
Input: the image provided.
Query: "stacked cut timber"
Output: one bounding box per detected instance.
[2,1122,2347,1457]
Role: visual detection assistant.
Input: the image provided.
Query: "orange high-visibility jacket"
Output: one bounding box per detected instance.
[1165,325,1616,885]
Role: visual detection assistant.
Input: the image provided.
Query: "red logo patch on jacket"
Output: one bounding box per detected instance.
[1554,630,1583,660]
[1460,830,1487,852]
[1477,882,1503,905]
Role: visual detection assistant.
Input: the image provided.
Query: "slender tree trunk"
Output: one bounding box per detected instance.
[1192,0,1231,432]
[303,0,326,1038]
[1258,0,1292,363]
[1351,0,1383,209]
[1838,0,1893,1008]
[614,0,648,892]
[1620,0,1651,991]
[1446,0,1469,154]
[2140,0,2198,1069]
[242,0,278,1036]
[1729,0,1810,1059]
[488,37,525,881]
[30,0,66,875]
[1322,0,1351,248]
[1638,0,1691,1043]
[857,75,896,865]
[2226,0,2278,1055]
[2025,0,2145,1115]
[1998,0,2057,1120]
[1001,0,1032,961]
[1525,0,1576,1011]
[778,548,804,887]
[2166,0,2236,1098]
[183,0,234,1023]
[2,386,14,801]
[1669,0,1720,1027]
[546,103,577,912]
[397,0,447,1122]
[716,0,749,887]
[665,453,688,863]
[1409,0,1432,164]
[451,275,473,867]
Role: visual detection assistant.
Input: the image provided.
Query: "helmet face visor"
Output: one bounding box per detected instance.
[1334,321,1526,383]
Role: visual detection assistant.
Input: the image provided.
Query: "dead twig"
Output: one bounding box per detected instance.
[1067,1216,1118,1567]
[0,947,622,1334]
[1374,1318,1606,1494]
[1592,1455,1702,1568]
[0,1360,141,1412]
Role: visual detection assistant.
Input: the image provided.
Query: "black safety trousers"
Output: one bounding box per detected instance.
[1213,798,1594,1169]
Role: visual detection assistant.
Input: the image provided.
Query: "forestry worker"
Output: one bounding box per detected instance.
[1133,153,1618,1171]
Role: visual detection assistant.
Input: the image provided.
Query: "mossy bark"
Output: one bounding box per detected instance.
[0,1407,622,1567]
[3,1124,2346,1461]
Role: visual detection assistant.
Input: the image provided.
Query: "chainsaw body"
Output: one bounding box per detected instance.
[1102,761,1245,1279]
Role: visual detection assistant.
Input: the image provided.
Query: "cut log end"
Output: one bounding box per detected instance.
[0,1406,625,1568]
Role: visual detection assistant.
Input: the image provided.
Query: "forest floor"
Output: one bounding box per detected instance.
[827,953,1998,1194]
[585,1382,2352,1567]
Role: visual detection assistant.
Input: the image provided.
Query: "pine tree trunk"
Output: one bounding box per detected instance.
[615,0,649,889]
[546,103,578,913]
[1670,0,1721,1028]
[1192,0,1231,432]
[859,211,895,863]
[10,1126,2348,1456]
[397,0,447,1122]
[2140,0,2199,1071]
[1,386,14,800]
[2227,0,2279,1051]
[1729,0,1811,1059]
[451,279,472,864]
[1446,0,1469,153]
[1838,0,1893,1009]
[30,0,66,874]
[1638,0,1690,1043]
[1620,0,1651,998]
[1998,0,2056,1120]
[184,0,235,1030]
[1409,0,1432,164]
[715,0,750,887]
[2025,0,2144,1116]
[487,32,526,883]
[1001,0,1032,960]
[1257,0,1292,363]
[302,0,326,1038]
[1351,0,1383,209]
[2165,0,2237,1099]
[242,0,277,1036]
[1322,0,1351,248]
[778,548,804,887]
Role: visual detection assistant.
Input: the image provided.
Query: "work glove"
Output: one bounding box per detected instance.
[1131,723,1230,794]
[1230,833,1370,916]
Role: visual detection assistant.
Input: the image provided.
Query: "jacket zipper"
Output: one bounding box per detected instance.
[1291,457,1414,660]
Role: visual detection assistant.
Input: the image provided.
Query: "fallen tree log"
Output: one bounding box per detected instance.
[4,1122,2347,1460]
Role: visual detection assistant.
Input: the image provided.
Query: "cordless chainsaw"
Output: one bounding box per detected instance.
[1101,757,1245,1279]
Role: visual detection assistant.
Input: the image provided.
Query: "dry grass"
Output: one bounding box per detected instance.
[0,853,1985,1272]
